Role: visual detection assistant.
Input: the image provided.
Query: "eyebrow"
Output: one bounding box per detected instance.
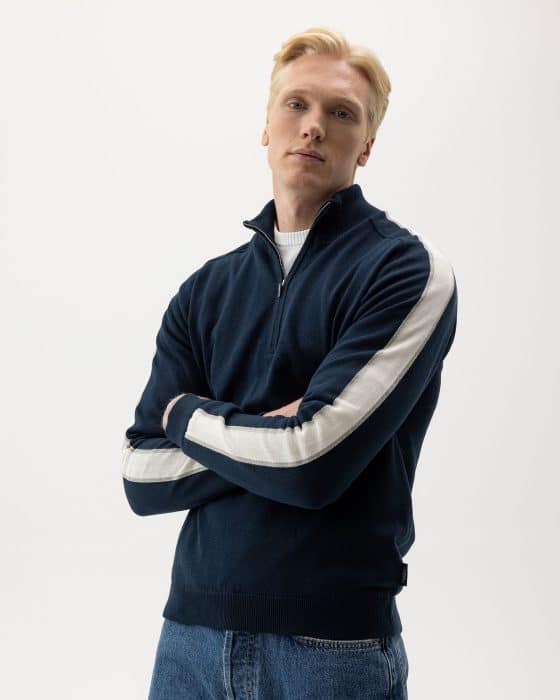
[281,88,363,116]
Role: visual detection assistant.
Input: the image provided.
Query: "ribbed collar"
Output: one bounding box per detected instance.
[242,183,374,244]
[273,225,310,246]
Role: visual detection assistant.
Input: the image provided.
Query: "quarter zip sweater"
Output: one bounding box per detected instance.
[122,182,458,640]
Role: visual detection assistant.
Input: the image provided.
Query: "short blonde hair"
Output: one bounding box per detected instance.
[267,26,391,142]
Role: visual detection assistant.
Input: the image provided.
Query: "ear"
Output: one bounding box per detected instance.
[357,136,375,167]
[261,120,269,147]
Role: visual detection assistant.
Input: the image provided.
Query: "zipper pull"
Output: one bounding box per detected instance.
[277,280,283,298]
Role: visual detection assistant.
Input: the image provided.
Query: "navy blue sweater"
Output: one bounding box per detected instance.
[122,183,458,640]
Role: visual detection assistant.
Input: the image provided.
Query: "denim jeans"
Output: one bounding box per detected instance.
[147,617,409,699]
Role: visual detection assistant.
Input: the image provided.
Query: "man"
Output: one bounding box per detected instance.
[122,26,457,699]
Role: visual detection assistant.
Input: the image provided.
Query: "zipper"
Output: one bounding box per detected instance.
[243,198,334,351]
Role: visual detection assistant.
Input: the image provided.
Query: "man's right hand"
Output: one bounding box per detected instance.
[262,397,303,417]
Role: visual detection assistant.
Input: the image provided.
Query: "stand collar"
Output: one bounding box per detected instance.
[242,183,373,242]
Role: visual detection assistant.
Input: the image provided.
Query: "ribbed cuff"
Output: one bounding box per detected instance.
[164,392,206,447]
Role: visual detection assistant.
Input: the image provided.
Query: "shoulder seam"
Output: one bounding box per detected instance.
[368,215,415,241]
[201,243,250,268]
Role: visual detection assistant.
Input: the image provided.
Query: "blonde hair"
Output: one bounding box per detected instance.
[267,26,391,141]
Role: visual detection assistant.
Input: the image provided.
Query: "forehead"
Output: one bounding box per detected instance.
[275,55,368,110]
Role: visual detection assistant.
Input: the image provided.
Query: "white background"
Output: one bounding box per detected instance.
[1,1,558,698]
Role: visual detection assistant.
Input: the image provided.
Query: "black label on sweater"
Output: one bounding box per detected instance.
[401,563,408,585]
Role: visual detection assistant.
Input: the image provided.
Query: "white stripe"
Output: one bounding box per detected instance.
[122,436,207,483]
[185,237,455,467]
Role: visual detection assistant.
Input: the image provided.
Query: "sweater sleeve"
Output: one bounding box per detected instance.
[121,273,243,516]
[164,239,458,510]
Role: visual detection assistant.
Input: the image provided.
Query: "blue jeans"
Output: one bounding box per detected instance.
[148,617,409,699]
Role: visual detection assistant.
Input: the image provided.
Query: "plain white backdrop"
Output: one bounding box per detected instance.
[1,1,558,698]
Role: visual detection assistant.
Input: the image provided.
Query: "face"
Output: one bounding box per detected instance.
[261,53,375,200]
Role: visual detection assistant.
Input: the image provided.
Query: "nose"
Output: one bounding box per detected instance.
[300,108,325,141]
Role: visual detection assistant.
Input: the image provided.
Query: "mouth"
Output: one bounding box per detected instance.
[290,152,325,162]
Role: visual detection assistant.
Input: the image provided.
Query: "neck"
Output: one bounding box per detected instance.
[272,183,335,232]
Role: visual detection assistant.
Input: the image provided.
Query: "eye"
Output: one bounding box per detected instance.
[334,109,351,120]
[287,100,304,109]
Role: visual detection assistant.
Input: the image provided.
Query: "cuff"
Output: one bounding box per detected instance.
[164,393,208,447]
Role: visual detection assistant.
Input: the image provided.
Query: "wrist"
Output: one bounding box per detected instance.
[162,393,187,431]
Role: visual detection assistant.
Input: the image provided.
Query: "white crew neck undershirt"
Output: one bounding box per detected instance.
[273,222,310,276]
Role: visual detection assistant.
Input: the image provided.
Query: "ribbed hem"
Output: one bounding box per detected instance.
[162,588,402,640]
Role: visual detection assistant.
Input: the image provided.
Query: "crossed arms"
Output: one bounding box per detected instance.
[122,239,457,514]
